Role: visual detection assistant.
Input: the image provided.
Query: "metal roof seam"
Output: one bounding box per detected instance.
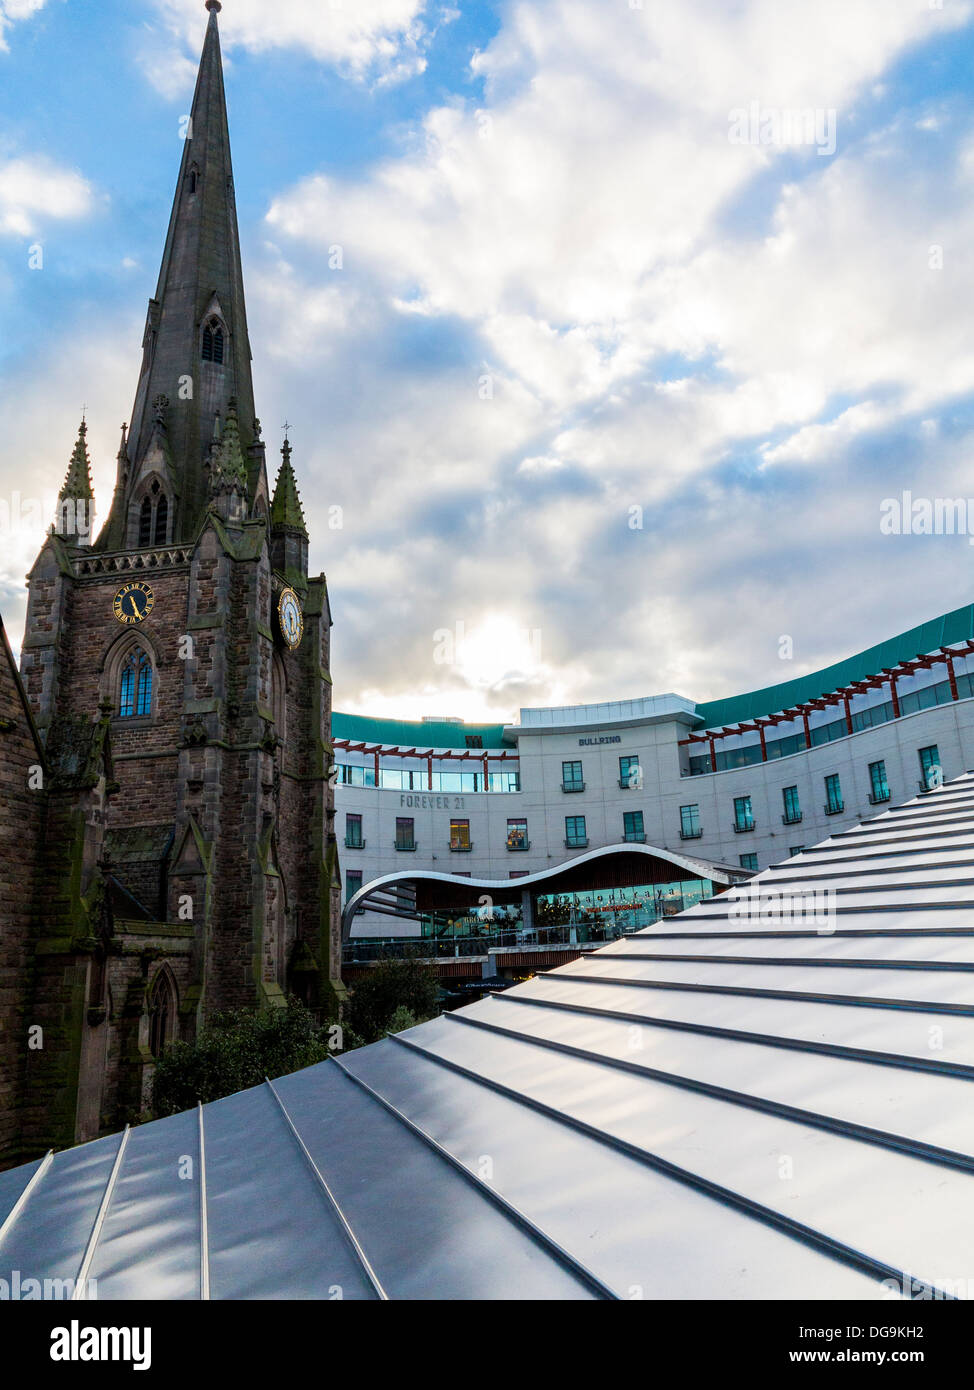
[497,991,974,1080]
[0,1149,53,1249]
[627,928,974,938]
[198,1103,210,1301]
[72,1125,130,1301]
[539,970,974,1016]
[684,901,974,917]
[762,864,974,884]
[443,1010,974,1174]
[597,952,974,972]
[262,1077,387,1301]
[385,1033,952,1299]
[328,1053,619,1301]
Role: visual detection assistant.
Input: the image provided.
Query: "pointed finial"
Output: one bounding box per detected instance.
[271,437,307,535]
[206,1,222,12]
[60,417,95,505]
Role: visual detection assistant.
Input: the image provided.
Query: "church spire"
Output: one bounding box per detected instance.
[98,0,255,549]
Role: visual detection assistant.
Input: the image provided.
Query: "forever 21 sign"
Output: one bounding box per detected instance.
[400,794,467,810]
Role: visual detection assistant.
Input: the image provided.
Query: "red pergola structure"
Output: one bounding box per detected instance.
[679,642,974,770]
[331,739,519,791]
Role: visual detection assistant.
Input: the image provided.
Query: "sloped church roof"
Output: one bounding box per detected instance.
[4,773,974,1298]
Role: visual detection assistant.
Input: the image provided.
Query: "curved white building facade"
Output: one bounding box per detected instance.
[335,603,974,940]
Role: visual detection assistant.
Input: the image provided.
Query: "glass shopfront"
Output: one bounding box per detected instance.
[533,877,714,937]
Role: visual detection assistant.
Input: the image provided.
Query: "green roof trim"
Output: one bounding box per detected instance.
[332,712,510,750]
[694,603,974,730]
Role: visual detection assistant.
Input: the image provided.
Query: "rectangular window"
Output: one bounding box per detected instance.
[465,735,483,749]
[782,786,801,824]
[623,810,645,842]
[789,846,804,857]
[507,818,529,851]
[733,796,754,832]
[824,773,843,814]
[345,814,363,849]
[619,755,642,789]
[680,804,701,839]
[395,817,415,851]
[450,819,471,851]
[739,853,758,871]
[919,745,942,790]
[562,760,584,792]
[345,870,362,905]
[869,760,890,804]
[565,815,587,848]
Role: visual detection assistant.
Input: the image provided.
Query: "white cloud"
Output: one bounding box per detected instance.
[8,0,974,721]
[0,0,46,53]
[0,155,94,236]
[146,0,439,92]
[257,0,974,718]
[0,317,138,654]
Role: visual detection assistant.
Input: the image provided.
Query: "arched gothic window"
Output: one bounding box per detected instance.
[119,647,153,718]
[136,479,170,548]
[148,968,177,1058]
[271,652,287,738]
[154,493,168,546]
[202,316,225,365]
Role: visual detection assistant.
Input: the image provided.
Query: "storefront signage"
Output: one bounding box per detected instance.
[578,735,622,746]
[400,794,466,810]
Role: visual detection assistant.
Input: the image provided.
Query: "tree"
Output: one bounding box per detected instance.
[345,957,440,1045]
[151,996,331,1118]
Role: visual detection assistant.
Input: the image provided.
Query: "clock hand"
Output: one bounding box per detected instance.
[128,594,139,617]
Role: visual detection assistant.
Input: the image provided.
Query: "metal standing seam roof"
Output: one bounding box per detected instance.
[8,775,974,1298]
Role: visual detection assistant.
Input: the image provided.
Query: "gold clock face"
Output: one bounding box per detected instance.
[278,587,304,650]
[113,581,155,625]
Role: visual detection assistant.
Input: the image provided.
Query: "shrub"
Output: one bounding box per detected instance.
[345,957,440,1045]
[151,996,331,1118]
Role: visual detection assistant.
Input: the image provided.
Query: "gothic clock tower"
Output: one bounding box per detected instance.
[16,0,343,1154]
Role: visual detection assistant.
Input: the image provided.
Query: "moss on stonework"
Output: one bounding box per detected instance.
[259,981,287,1010]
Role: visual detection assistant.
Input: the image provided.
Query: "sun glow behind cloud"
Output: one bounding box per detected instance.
[4,0,974,720]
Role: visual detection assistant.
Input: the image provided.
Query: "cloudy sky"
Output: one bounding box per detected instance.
[3,0,974,723]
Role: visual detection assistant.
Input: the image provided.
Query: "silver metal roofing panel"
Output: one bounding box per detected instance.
[339,1040,887,1300]
[515,974,974,1069]
[6,775,974,1298]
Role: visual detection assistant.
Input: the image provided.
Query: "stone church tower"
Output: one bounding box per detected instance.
[9,0,343,1161]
